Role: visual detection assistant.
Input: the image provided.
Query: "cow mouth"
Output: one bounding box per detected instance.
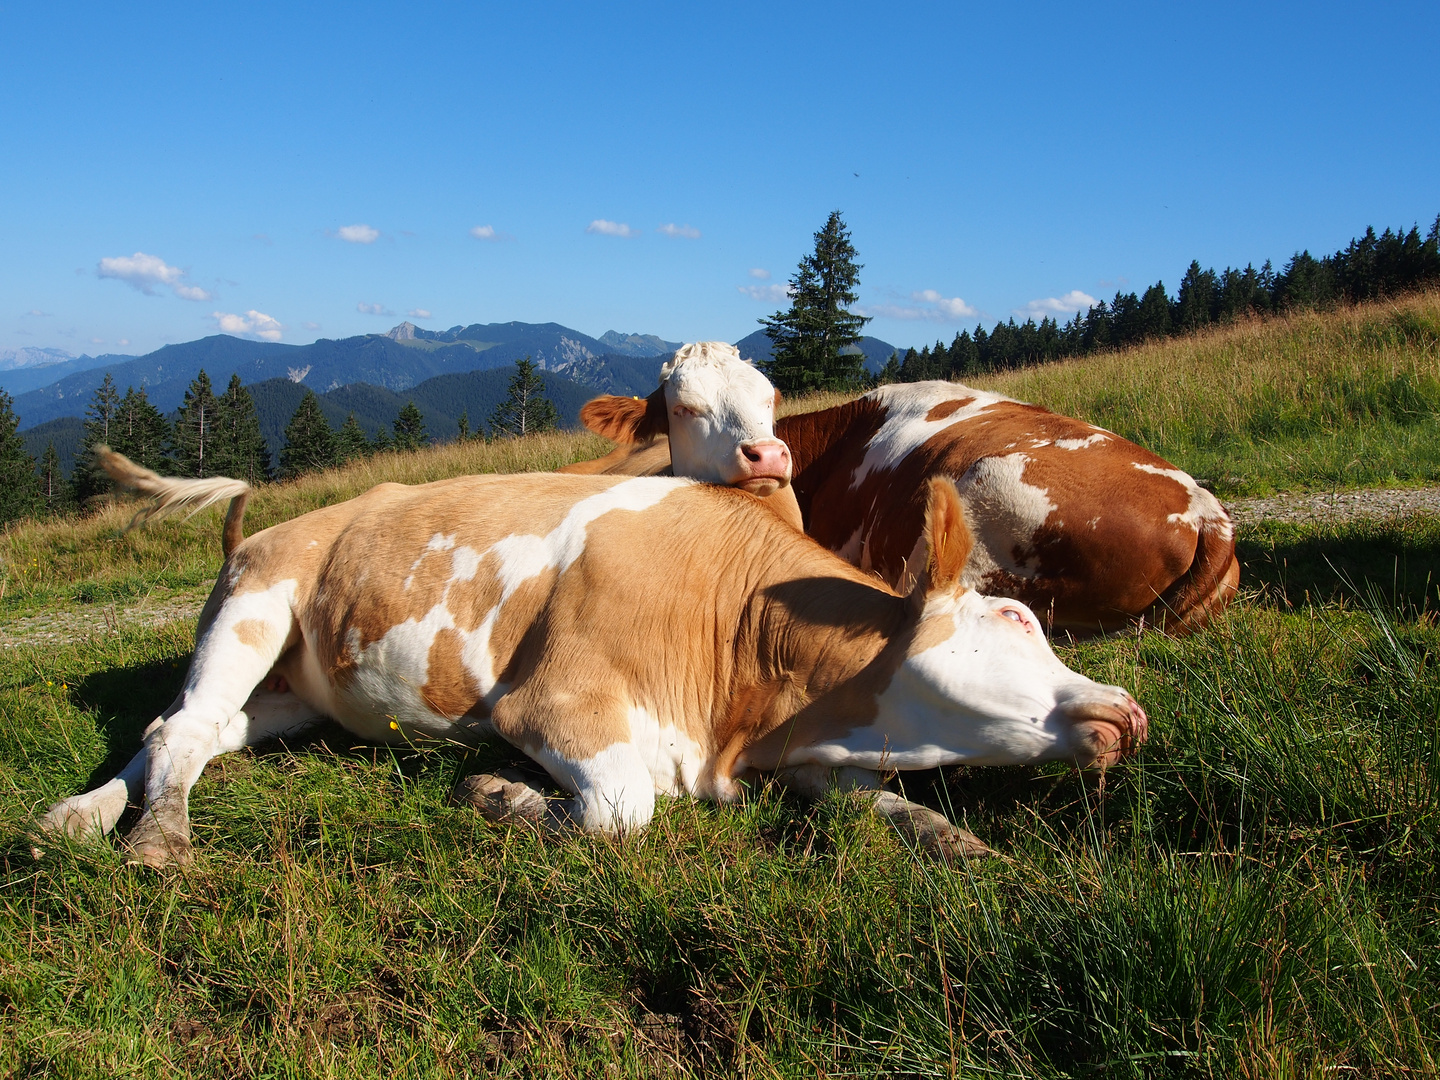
[738,475,787,496]
[1064,694,1148,769]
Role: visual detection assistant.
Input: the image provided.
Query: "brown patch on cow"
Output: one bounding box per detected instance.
[232,618,278,653]
[421,628,482,719]
[924,397,975,421]
[579,386,669,444]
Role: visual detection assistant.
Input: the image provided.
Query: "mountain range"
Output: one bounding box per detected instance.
[11,320,907,474]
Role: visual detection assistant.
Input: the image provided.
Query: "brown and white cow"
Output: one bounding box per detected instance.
[570,377,1239,636]
[37,449,1145,867]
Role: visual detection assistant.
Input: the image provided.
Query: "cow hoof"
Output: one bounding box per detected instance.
[123,815,193,869]
[871,792,994,861]
[919,823,994,862]
[452,773,548,826]
[36,798,106,842]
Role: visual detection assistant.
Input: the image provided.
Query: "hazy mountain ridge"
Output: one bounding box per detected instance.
[733,330,906,373]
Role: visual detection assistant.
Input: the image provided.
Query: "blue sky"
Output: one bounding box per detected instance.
[2,0,1437,358]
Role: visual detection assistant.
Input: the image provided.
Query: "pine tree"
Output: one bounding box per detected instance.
[0,390,39,526]
[73,373,122,502]
[112,387,172,472]
[489,358,559,437]
[279,390,337,479]
[371,427,393,454]
[456,410,471,441]
[37,442,72,516]
[759,210,872,393]
[391,401,428,452]
[336,413,371,463]
[172,370,221,478]
[215,374,271,484]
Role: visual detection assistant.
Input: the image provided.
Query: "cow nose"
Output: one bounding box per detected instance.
[739,439,791,480]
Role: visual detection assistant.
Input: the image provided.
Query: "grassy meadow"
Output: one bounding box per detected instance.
[2,296,1440,1077]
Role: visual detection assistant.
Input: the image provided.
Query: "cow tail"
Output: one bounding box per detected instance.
[95,445,253,559]
[1145,510,1241,635]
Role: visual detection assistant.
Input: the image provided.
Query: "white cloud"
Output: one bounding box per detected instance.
[213,309,283,341]
[119,338,130,346]
[91,337,105,344]
[357,301,393,316]
[407,308,432,318]
[336,223,380,244]
[470,225,496,240]
[1017,290,1098,322]
[587,219,637,238]
[303,321,322,331]
[97,252,183,294]
[25,309,50,317]
[912,290,978,319]
[738,283,793,303]
[658,223,700,239]
[97,251,215,300]
[748,268,771,280]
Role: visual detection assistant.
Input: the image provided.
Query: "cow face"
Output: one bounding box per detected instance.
[579,342,792,494]
[800,478,1148,772]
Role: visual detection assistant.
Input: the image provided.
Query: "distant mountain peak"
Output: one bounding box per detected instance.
[597,331,683,358]
[386,321,418,341]
[0,345,76,371]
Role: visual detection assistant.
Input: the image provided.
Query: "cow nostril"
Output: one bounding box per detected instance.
[742,445,762,462]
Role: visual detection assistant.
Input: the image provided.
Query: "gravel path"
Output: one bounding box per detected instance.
[4,487,1439,648]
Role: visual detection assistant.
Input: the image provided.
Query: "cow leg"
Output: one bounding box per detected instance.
[35,733,154,844]
[451,770,555,827]
[122,690,321,868]
[775,765,993,860]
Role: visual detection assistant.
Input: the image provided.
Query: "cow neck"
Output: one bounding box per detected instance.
[710,512,909,781]
[775,397,888,521]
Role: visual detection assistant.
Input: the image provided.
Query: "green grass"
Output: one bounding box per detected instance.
[3,514,1439,1077]
[976,291,1440,496]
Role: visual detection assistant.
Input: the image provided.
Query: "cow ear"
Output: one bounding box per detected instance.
[913,477,973,602]
[579,386,670,443]
[772,388,783,412]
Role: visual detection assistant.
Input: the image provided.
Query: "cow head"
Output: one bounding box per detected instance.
[579,341,792,494]
[883,478,1148,770]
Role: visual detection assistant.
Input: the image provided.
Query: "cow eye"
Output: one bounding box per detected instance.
[999,608,1032,631]
[673,405,698,419]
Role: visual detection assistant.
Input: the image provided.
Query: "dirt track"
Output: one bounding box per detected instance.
[5,486,1439,648]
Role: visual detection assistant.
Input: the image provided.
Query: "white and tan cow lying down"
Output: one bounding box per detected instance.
[37,449,1146,867]
[567,366,1239,636]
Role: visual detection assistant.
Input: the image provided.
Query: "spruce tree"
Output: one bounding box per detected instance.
[74,373,122,501]
[172,369,220,478]
[759,210,872,393]
[37,442,72,516]
[279,390,337,479]
[336,413,371,463]
[0,390,39,526]
[112,387,172,472]
[391,401,428,452]
[489,358,559,437]
[215,374,270,483]
[456,410,471,441]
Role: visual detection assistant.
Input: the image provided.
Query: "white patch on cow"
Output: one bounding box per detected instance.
[835,524,866,566]
[1056,432,1109,450]
[793,590,1129,769]
[530,740,657,833]
[952,453,1057,585]
[450,545,482,582]
[1133,463,1234,538]
[849,382,1016,493]
[627,705,708,796]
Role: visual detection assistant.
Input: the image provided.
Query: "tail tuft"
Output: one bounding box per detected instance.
[97,445,252,556]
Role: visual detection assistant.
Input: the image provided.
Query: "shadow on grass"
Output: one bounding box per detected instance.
[1238,516,1440,612]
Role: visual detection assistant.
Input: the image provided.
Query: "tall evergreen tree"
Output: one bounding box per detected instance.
[0,390,39,526]
[37,442,72,516]
[214,374,270,483]
[336,413,371,463]
[759,210,872,393]
[172,370,221,478]
[73,373,123,502]
[279,390,337,479]
[112,387,171,472]
[489,358,559,437]
[456,410,471,441]
[391,401,429,452]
